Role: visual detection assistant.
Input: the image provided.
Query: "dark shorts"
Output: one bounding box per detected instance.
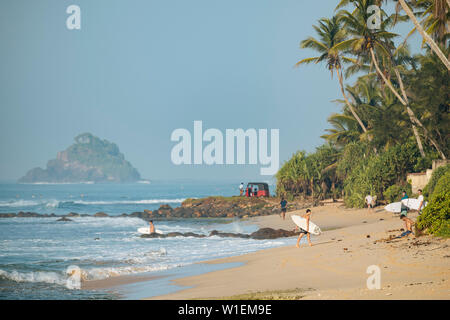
[299,228,309,234]
[281,208,286,213]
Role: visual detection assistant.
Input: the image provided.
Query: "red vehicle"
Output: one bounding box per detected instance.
[245,182,270,198]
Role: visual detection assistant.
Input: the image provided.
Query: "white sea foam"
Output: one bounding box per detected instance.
[0,200,40,207]
[0,269,68,286]
[0,198,186,208]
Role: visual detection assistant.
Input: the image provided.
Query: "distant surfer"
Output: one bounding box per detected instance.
[295,209,313,247]
[280,197,287,220]
[149,220,155,234]
[365,194,373,210]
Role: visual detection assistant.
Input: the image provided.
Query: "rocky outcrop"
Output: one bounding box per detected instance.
[19,133,141,183]
[57,217,73,222]
[94,212,108,217]
[140,227,299,240]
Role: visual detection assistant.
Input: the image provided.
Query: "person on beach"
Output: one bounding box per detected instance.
[239,182,244,196]
[365,194,373,210]
[401,191,408,200]
[280,197,287,220]
[296,209,313,247]
[400,213,414,236]
[417,189,424,214]
[149,220,155,234]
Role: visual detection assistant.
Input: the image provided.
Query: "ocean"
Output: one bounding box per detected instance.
[0,181,293,300]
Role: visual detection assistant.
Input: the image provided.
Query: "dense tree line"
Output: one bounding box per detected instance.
[276,0,449,208]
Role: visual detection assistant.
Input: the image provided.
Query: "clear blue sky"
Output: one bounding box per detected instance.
[0,0,421,181]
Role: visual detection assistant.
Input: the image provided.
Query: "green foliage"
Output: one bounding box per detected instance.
[431,169,450,199]
[417,190,450,237]
[276,145,340,200]
[423,164,450,197]
[417,169,450,237]
[342,141,419,207]
[383,184,412,203]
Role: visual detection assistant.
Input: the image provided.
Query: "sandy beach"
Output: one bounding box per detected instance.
[146,203,450,300]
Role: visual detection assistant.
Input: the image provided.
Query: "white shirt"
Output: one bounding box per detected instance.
[418,195,424,209]
[239,184,244,190]
[365,195,373,205]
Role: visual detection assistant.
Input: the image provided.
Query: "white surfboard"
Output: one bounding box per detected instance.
[291,215,321,235]
[384,201,402,213]
[401,198,427,210]
[385,199,427,213]
[137,227,163,235]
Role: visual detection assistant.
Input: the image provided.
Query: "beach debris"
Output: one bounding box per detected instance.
[366,235,371,238]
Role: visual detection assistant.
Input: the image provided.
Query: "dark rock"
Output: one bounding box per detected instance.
[250,228,298,240]
[57,217,73,222]
[66,212,80,217]
[17,211,41,218]
[94,212,108,217]
[0,213,16,218]
[209,230,250,239]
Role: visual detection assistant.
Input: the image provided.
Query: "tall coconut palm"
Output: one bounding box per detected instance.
[412,0,450,47]
[397,0,450,70]
[335,0,447,159]
[295,16,370,136]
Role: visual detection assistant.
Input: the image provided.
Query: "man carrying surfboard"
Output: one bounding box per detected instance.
[295,209,313,247]
[417,189,424,214]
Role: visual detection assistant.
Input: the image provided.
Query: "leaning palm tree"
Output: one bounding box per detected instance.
[396,0,450,70]
[335,0,447,159]
[295,16,369,136]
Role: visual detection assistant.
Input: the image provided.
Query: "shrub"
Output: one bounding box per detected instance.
[417,190,450,237]
[423,164,450,197]
[417,171,450,237]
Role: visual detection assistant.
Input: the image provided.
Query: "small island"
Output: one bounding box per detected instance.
[19,133,141,183]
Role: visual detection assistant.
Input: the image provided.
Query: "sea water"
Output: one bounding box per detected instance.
[0,181,292,300]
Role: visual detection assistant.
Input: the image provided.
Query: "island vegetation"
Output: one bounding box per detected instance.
[19,133,141,183]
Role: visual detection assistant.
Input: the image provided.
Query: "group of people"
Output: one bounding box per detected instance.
[239,182,259,197]
[365,189,426,237]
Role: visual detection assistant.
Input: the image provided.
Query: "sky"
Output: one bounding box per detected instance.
[0,0,423,182]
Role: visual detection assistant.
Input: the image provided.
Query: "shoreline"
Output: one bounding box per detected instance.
[143,203,449,300]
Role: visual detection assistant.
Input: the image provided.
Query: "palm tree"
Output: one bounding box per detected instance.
[335,0,447,159]
[413,0,449,47]
[295,16,369,136]
[397,0,450,70]
[321,113,362,147]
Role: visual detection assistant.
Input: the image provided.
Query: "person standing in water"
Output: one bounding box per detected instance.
[296,209,313,247]
[149,220,155,234]
[280,197,287,220]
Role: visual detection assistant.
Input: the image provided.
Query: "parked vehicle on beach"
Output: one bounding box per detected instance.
[245,182,270,198]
